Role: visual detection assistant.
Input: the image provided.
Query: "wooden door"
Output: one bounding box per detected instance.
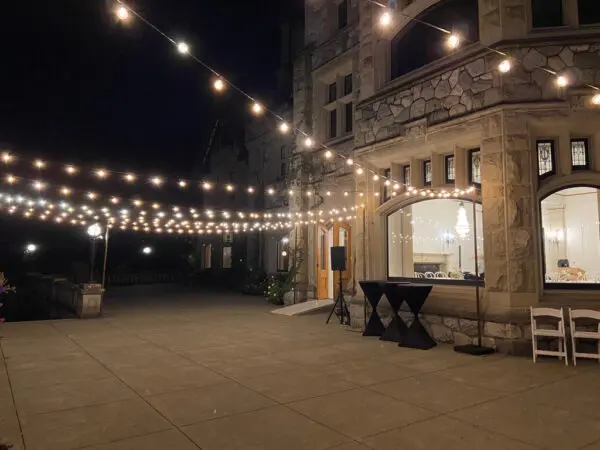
[333,222,351,298]
[316,226,329,299]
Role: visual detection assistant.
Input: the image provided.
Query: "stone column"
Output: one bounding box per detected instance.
[481,110,539,315]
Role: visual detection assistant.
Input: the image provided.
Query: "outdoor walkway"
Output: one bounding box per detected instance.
[1,285,600,450]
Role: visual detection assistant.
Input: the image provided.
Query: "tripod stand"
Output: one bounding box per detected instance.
[326,270,350,325]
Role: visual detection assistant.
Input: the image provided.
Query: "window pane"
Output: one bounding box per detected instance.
[578,0,600,25]
[384,168,391,201]
[328,83,337,103]
[345,102,353,133]
[387,199,484,279]
[344,74,353,95]
[571,139,589,168]
[403,165,411,186]
[222,247,232,269]
[541,187,600,284]
[445,155,455,182]
[532,0,564,28]
[329,109,337,138]
[470,150,481,185]
[424,160,432,185]
[537,141,555,177]
[338,0,348,29]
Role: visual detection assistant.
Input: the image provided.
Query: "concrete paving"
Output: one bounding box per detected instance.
[1,285,600,450]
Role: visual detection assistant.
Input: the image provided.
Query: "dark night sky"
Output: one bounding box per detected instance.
[0,0,302,174]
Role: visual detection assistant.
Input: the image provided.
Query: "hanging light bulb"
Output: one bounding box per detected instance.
[247,186,255,193]
[304,137,313,148]
[202,181,212,190]
[65,165,77,174]
[115,5,130,21]
[454,202,470,238]
[556,75,569,87]
[267,188,275,195]
[34,160,46,169]
[279,122,290,133]
[1,153,12,164]
[592,93,600,105]
[356,167,364,175]
[373,174,380,181]
[95,169,108,179]
[6,175,16,184]
[324,150,332,159]
[177,41,190,55]
[346,158,354,166]
[150,176,163,186]
[252,102,263,115]
[124,173,136,182]
[379,11,392,27]
[213,78,225,92]
[498,59,512,73]
[446,33,460,50]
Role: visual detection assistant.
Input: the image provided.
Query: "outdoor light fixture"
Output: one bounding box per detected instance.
[95,169,108,179]
[142,246,153,255]
[25,243,38,254]
[373,174,380,181]
[2,153,12,163]
[202,181,212,190]
[267,188,275,195]
[279,122,290,133]
[498,59,512,73]
[65,165,77,174]
[282,237,289,244]
[124,173,136,182]
[454,202,470,238]
[177,41,190,55]
[178,180,187,187]
[87,223,102,238]
[356,167,364,175]
[34,160,46,169]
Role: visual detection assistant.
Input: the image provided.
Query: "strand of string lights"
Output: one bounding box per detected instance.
[0,190,358,236]
[373,0,600,98]
[110,0,600,198]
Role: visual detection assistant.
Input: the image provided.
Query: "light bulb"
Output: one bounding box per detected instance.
[177,42,190,55]
[124,173,136,182]
[379,11,392,27]
[446,34,460,50]
[65,165,77,174]
[213,78,225,92]
[178,180,187,188]
[247,186,255,193]
[150,176,163,186]
[324,150,332,159]
[115,5,130,21]
[96,169,108,179]
[556,75,568,87]
[346,158,354,166]
[1,153,12,164]
[498,59,512,73]
[304,137,313,148]
[34,160,46,169]
[202,182,212,190]
[6,175,16,184]
[279,122,290,133]
[226,184,234,192]
[373,174,380,181]
[267,188,275,195]
[356,167,364,175]
[592,94,600,105]
[252,102,263,114]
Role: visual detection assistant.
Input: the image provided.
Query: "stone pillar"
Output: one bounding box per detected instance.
[481,111,539,315]
[77,284,103,318]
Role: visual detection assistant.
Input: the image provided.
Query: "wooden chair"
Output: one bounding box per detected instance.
[530,307,568,365]
[568,308,600,366]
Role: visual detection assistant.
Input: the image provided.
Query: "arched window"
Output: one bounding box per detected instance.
[387,198,484,280]
[541,186,600,287]
[390,0,479,80]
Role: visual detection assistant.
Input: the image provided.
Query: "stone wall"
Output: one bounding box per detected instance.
[355,43,600,147]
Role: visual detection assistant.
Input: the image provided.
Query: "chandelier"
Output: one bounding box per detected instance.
[455,202,470,238]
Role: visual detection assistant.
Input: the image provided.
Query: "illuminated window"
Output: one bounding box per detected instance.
[571,138,590,170]
[383,168,391,202]
[445,155,455,183]
[423,160,432,186]
[537,140,556,178]
[469,149,481,185]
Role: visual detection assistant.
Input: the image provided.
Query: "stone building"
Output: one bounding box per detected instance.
[290,0,600,353]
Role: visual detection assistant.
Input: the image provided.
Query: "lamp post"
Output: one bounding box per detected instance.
[87,223,102,282]
[142,246,153,255]
[24,243,38,255]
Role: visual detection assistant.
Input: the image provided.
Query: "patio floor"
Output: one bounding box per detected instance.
[1,285,600,450]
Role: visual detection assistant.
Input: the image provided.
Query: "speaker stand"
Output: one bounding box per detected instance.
[326,270,350,325]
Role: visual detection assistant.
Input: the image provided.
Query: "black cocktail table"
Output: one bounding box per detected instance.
[394,284,435,349]
[359,280,387,337]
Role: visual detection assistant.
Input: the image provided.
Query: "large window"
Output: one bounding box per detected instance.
[445,155,455,183]
[222,247,232,269]
[532,0,564,28]
[388,199,484,280]
[391,0,479,79]
[537,140,556,178]
[571,138,590,170]
[423,160,432,186]
[469,149,481,186]
[541,186,600,286]
[578,0,600,25]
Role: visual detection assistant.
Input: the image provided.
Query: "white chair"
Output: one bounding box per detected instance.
[530,307,568,365]
[568,309,600,366]
[424,272,435,279]
[435,272,448,279]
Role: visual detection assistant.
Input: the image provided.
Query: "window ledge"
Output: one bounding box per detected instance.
[324,134,354,147]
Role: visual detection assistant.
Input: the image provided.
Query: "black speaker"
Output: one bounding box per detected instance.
[331,246,347,271]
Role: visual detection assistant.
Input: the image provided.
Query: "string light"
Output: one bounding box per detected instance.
[115,5,130,21]
[213,78,225,92]
[592,94,600,105]
[60,187,72,196]
[95,169,108,179]
[498,59,512,73]
[446,34,460,50]
[34,160,46,169]
[251,102,263,115]
[150,176,163,186]
[379,11,392,27]
[87,192,97,200]
[2,153,13,164]
[346,158,354,166]
[6,175,16,184]
[267,188,275,195]
[279,122,290,133]
[225,184,234,192]
[65,165,77,174]
[178,180,187,188]
[373,174,380,181]
[33,181,45,191]
[176,42,190,55]
[556,75,569,87]
[356,167,364,175]
[304,137,314,148]
[124,173,136,182]
[324,150,333,159]
[247,187,255,193]
[202,181,212,190]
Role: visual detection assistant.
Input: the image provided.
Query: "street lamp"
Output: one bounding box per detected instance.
[87,223,103,282]
[142,246,153,255]
[25,243,38,254]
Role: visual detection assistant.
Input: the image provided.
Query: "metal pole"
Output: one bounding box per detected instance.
[101,226,110,289]
[472,200,481,347]
[362,207,367,329]
[294,227,298,305]
[89,239,97,282]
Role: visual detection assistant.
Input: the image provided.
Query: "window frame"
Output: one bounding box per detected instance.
[571,138,591,171]
[344,102,353,133]
[329,109,338,139]
[343,74,353,96]
[337,0,349,29]
[536,139,557,180]
[445,154,456,184]
[403,165,411,187]
[468,148,482,187]
[222,246,232,269]
[327,82,337,104]
[383,168,391,202]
